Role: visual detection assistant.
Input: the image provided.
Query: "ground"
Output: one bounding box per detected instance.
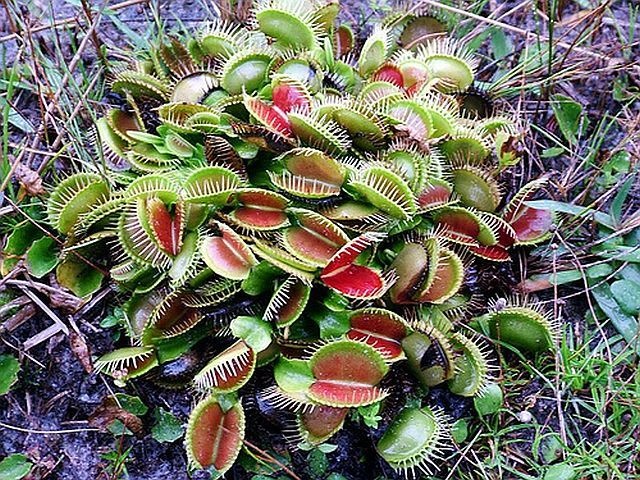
[0,0,638,479]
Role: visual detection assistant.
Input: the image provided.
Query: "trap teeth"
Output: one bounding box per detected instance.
[485,303,558,353]
[377,405,452,476]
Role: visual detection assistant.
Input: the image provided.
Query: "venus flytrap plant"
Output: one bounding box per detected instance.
[39,1,560,477]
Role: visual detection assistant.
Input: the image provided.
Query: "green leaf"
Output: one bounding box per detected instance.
[1,222,43,276]
[231,138,260,159]
[0,354,20,395]
[55,254,104,298]
[100,307,125,328]
[602,151,630,183]
[541,146,564,158]
[309,304,350,339]
[586,264,615,279]
[518,42,550,74]
[274,358,314,393]
[540,434,564,463]
[3,222,42,255]
[474,383,503,416]
[151,408,184,443]
[534,264,613,287]
[551,94,582,144]
[115,393,148,416]
[451,419,469,443]
[0,454,32,480]
[595,246,640,263]
[547,270,581,286]
[490,28,512,60]
[216,392,239,413]
[465,28,492,53]
[317,443,338,453]
[610,279,640,315]
[610,174,635,223]
[619,264,640,285]
[592,283,639,352]
[326,474,348,480]
[25,236,59,278]
[355,402,382,428]
[306,449,328,479]
[230,316,273,352]
[625,227,640,247]
[107,419,131,436]
[0,97,35,133]
[155,327,207,364]
[241,261,281,295]
[525,200,615,229]
[544,463,577,480]
[322,290,350,311]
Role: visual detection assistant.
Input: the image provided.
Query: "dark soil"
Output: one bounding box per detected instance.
[0,0,637,479]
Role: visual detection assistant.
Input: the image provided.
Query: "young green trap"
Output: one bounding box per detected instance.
[44,0,558,476]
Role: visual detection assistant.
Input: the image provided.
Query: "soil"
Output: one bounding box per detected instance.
[0,0,637,479]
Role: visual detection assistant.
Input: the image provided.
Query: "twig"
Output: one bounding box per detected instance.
[0,421,99,434]
[36,67,103,174]
[418,0,634,64]
[242,438,302,480]
[0,0,149,43]
[19,285,70,336]
[5,279,79,303]
[23,323,65,350]
[445,430,485,480]
[0,337,46,368]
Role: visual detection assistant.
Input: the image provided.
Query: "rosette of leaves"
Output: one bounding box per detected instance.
[45,0,557,477]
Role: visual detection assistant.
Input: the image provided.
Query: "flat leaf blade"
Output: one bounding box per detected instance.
[0,354,20,395]
[0,454,32,480]
[592,283,640,352]
[551,94,582,144]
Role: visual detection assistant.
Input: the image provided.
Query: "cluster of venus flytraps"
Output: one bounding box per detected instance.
[46,0,558,476]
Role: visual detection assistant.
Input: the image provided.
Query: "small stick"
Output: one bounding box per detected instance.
[418,0,635,65]
[0,421,99,435]
[242,438,302,480]
[0,0,149,44]
[19,285,70,336]
[23,323,65,350]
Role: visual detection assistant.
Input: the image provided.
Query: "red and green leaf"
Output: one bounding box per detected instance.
[200,222,257,280]
[144,293,202,340]
[417,180,452,210]
[506,205,554,245]
[320,232,393,299]
[271,76,311,114]
[347,308,408,360]
[372,64,404,88]
[264,276,311,328]
[193,340,256,393]
[308,340,389,407]
[434,207,481,245]
[502,180,554,245]
[186,397,245,473]
[283,209,349,267]
[389,243,431,304]
[298,405,348,444]
[412,249,463,304]
[229,189,289,230]
[147,198,184,256]
[244,95,292,137]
